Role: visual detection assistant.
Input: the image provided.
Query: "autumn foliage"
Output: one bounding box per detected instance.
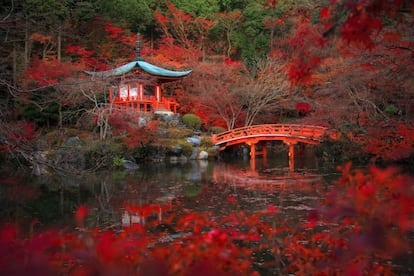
[0,121,37,152]
[108,113,159,149]
[1,164,413,275]
[360,123,414,161]
[24,57,81,87]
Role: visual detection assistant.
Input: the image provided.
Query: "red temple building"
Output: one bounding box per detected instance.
[85,34,192,114]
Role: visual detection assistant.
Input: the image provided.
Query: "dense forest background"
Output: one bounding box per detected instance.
[0,0,413,163]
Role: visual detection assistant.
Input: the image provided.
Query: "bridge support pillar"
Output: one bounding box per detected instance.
[249,141,268,170]
[249,142,256,170]
[249,141,267,158]
[250,142,256,158]
[261,141,268,160]
[286,142,296,171]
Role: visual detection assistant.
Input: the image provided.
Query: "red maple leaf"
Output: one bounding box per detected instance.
[226,195,237,203]
[75,205,88,227]
[319,7,331,21]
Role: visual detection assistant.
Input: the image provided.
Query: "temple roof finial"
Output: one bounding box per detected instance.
[136,32,142,61]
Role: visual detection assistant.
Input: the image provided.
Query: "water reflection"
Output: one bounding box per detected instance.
[0,148,336,231]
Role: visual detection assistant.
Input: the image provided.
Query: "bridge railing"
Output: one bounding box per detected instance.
[211,124,329,144]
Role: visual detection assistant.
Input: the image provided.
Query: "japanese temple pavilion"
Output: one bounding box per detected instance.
[84,34,192,114]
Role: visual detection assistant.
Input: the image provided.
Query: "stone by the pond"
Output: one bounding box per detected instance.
[198,150,208,160]
[187,137,201,146]
[124,159,139,170]
[189,147,198,160]
[55,136,85,172]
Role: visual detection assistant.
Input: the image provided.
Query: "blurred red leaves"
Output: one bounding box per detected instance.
[265,204,278,214]
[295,102,312,115]
[319,7,330,21]
[226,195,236,203]
[340,13,382,49]
[0,223,18,242]
[75,205,88,228]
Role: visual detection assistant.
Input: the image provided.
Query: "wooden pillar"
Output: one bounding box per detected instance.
[139,84,143,99]
[287,142,295,171]
[262,141,268,159]
[250,142,256,158]
[109,87,113,103]
[250,155,256,171]
[299,143,305,155]
[156,85,160,101]
[249,141,257,171]
[262,141,268,167]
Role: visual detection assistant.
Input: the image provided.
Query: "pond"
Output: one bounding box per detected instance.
[0,144,339,232]
[1,145,412,274]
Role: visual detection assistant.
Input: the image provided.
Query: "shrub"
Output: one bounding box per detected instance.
[384,105,399,115]
[165,127,193,139]
[209,126,226,134]
[200,137,214,148]
[178,141,193,156]
[112,156,125,168]
[182,114,202,130]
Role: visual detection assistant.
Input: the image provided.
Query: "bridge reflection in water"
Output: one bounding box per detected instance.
[212,124,339,171]
[212,162,324,193]
[119,159,326,228]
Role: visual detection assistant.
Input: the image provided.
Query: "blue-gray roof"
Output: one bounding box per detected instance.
[84,60,192,78]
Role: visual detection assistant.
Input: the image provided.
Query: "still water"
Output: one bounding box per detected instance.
[2,147,413,274]
[0,146,340,231]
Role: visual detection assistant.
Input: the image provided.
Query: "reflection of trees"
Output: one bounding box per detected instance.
[92,177,117,229]
[2,160,329,234]
[0,171,98,228]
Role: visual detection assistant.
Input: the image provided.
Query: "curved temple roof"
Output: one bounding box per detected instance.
[84,60,192,78]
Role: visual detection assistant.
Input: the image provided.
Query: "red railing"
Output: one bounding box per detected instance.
[113,95,177,104]
[112,96,178,113]
[212,124,332,148]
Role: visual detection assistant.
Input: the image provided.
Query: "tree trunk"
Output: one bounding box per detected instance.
[24,18,29,69]
[58,103,63,129]
[12,42,17,87]
[57,27,61,61]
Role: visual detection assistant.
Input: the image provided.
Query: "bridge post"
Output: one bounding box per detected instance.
[249,141,268,170]
[249,142,256,170]
[249,142,256,158]
[286,141,296,171]
[261,141,267,160]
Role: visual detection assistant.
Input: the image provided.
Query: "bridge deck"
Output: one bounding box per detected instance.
[212,124,330,150]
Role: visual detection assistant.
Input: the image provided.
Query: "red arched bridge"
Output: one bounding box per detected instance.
[211,124,339,170]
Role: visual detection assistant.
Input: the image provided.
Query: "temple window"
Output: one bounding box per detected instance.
[120,85,128,100]
[144,85,155,97]
[130,83,138,99]
[111,86,118,100]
